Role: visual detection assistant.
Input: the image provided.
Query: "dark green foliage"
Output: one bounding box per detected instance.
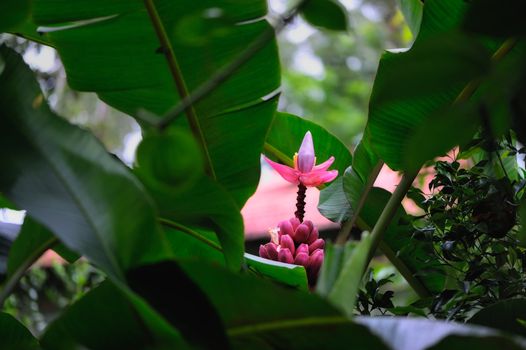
[356,270,395,316]
[0,0,30,33]
[428,336,525,350]
[469,299,526,337]
[41,281,188,349]
[179,261,390,350]
[24,0,280,207]
[126,261,229,350]
[358,187,445,294]
[463,0,526,37]
[412,155,525,321]
[0,312,39,350]
[301,0,348,32]
[357,316,526,350]
[0,195,16,210]
[318,177,352,223]
[0,46,171,282]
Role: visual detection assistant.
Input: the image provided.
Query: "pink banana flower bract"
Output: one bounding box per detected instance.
[259,218,325,285]
[264,131,338,187]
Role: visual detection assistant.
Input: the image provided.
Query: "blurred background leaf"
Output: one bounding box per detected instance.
[301,0,348,32]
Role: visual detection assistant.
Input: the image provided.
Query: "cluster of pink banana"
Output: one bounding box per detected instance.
[259,217,324,284]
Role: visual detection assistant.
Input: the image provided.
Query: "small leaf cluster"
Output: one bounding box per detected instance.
[412,152,525,321]
[356,270,395,316]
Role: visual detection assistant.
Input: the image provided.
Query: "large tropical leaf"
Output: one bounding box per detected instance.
[0,46,170,281]
[463,0,526,37]
[144,174,245,269]
[163,225,225,266]
[126,262,230,349]
[301,0,348,32]
[357,316,526,350]
[318,177,352,223]
[44,261,235,350]
[41,281,190,350]
[179,261,389,350]
[414,0,469,41]
[245,253,308,291]
[0,312,40,350]
[366,33,491,171]
[366,0,498,171]
[18,0,281,206]
[134,124,245,269]
[0,0,30,33]
[469,299,526,337]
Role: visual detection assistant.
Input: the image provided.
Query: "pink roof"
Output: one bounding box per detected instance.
[242,168,337,239]
[241,160,441,240]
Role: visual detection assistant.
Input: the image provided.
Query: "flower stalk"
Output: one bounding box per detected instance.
[295,183,307,222]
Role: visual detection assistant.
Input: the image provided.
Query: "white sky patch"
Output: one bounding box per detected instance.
[346,56,362,71]
[340,0,362,11]
[284,19,316,44]
[0,209,26,225]
[361,3,383,22]
[517,142,525,170]
[307,87,325,102]
[121,129,142,166]
[23,45,57,72]
[267,0,287,14]
[292,47,325,79]
[286,103,304,117]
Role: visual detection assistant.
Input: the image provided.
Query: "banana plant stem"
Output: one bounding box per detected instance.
[365,169,419,269]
